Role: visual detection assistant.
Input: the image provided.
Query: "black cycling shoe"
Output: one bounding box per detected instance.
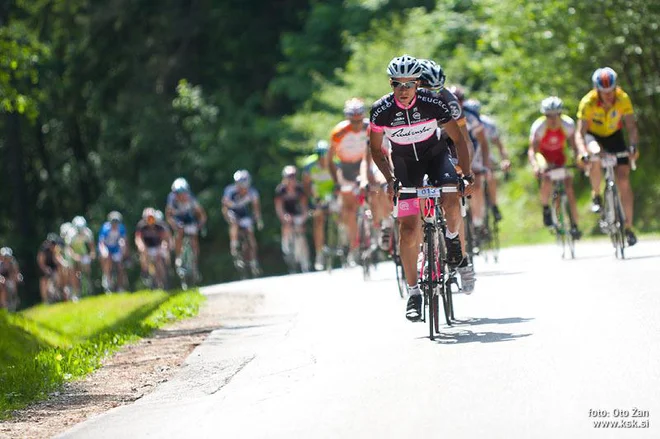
[492,205,502,222]
[406,294,422,322]
[591,195,602,214]
[542,205,553,227]
[625,229,637,246]
[570,225,582,240]
[445,236,464,267]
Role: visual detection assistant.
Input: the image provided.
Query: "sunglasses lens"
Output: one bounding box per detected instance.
[392,80,416,89]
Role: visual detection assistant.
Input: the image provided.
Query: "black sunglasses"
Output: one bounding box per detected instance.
[391,80,418,90]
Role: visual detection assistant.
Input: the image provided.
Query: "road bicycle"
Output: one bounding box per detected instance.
[324,196,348,273]
[593,151,633,259]
[477,170,500,264]
[397,183,465,340]
[177,224,201,289]
[545,166,578,259]
[232,224,258,280]
[356,188,376,281]
[282,215,311,274]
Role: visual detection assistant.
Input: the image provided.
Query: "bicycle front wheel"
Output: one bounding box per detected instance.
[613,187,626,259]
[423,226,438,340]
[560,194,575,259]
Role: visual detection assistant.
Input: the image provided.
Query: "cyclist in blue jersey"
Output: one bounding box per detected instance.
[98,211,129,292]
[165,177,207,270]
[222,170,264,275]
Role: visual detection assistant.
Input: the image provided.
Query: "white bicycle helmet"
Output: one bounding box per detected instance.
[233,169,251,187]
[0,247,12,257]
[343,98,366,117]
[540,96,564,114]
[72,216,87,230]
[386,54,423,79]
[282,165,297,178]
[419,59,446,89]
[171,177,190,193]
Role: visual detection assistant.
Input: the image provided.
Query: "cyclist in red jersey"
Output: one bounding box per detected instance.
[528,96,582,238]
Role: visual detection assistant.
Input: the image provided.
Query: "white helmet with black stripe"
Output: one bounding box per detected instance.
[386,54,423,79]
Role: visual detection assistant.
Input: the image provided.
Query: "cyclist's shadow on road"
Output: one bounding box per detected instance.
[432,329,532,344]
[427,316,534,344]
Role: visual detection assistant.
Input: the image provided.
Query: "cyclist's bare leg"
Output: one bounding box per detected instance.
[442,192,465,252]
[247,229,258,262]
[312,209,325,255]
[190,233,200,262]
[281,223,294,255]
[471,174,486,227]
[399,214,422,287]
[0,285,7,309]
[229,222,239,254]
[139,251,149,274]
[539,177,552,205]
[486,170,498,205]
[340,191,359,251]
[565,176,580,225]
[39,276,49,303]
[615,164,633,228]
[174,228,184,260]
[588,160,602,197]
[156,254,167,287]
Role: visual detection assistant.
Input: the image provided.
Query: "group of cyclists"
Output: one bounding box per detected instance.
[20,177,207,306]
[2,55,640,319]
[221,55,640,323]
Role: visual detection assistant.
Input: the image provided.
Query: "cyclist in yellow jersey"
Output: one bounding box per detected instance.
[575,67,639,246]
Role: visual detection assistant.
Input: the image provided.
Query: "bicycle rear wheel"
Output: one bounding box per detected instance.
[561,195,575,259]
[357,212,372,280]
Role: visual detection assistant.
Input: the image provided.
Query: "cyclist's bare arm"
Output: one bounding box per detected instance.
[300,194,309,218]
[302,172,313,199]
[443,119,473,177]
[37,252,49,274]
[328,141,339,184]
[575,119,589,154]
[623,114,639,145]
[458,124,474,163]
[252,196,263,223]
[368,130,394,182]
[135,232,145,253]
[528,137,541,169]
[274,197,286,222]
[165,207,176,228]
[476,126,491,169]
[195,204,207,226]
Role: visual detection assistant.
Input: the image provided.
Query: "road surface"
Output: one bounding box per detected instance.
[58,240,660,438]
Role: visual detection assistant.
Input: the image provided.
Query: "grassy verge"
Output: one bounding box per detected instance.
[0,290,205,418]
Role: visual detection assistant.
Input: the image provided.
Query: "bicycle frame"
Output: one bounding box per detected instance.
[398,185,464,340]
[593,152,629,259]
[545,167,575,259]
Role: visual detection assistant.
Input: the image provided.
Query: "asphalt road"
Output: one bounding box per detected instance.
[58,240,660,439]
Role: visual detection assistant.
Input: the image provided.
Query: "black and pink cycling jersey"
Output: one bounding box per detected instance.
[369,88,454,161]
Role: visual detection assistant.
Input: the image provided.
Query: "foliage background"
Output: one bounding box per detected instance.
[2,0,658,305]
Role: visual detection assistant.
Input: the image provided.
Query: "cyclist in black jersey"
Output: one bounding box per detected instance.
[369,54,474,322]
[417,59,476,294]
[275,165,310,272]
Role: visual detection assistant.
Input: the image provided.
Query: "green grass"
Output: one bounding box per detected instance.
[0,290,205,418]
